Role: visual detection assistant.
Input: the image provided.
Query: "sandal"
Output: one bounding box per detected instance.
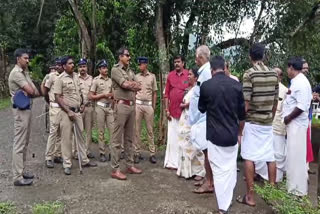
[236,195,256,207]
[194,175,203,181]
[194,179,205,186]
[192,183,214,194]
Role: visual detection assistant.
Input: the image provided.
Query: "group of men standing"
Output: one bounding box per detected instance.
[8,47,159,185]
[163,43,314,213]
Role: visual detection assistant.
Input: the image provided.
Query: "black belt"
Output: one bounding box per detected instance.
[69,107,80,113]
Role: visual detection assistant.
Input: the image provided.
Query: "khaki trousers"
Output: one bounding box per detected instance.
[12,108,32,181]
[111,103,135,169]
[96,105,114,155]
[45,106,62,161]
[134,104,155,156]
[59,110,89,168]
[82,105,94,154]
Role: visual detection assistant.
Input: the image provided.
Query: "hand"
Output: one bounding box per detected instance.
[80,105,85,113]
[105,93,113,99]
[180,103,187,109]
[68,111,76,121]
[166,111,171,121]
[284,116,291,125]
[237,135,242,145]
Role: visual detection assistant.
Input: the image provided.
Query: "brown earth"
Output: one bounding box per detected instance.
[0,98,317,214]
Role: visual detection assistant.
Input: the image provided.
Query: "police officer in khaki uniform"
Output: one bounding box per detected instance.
[54,56,97,175]
[78,58,95,159]
[110,47,142,180]
[89,60,114,162]
[134,57,158,164]
[8,49,40,186]
[43,58,64,168]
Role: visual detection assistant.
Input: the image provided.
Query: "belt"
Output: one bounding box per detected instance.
[69,107,80,113]
[97,101,111,108]
[50,102,60,108]
[116,99,134,106]
[136,100,152,106]
[85,102,93,107]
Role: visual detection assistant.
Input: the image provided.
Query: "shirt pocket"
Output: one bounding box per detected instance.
[63,80,76,95]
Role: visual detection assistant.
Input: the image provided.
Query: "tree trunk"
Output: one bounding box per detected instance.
[91,0,97,75]
[155,0,170,145]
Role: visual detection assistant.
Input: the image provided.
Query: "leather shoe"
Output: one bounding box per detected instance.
[149,156,157,164]
[46,160,54,168]
[127,166,142,174]
[134,155,140,164]
[120,151,125,160]
[14,178,33,186]
[82,162,97,167]
[64,167,71,175]
[87,153,95,159]
[100,154,107,162]
[111,170,127,180]
[54,157,63,164]
[23,172,34,179]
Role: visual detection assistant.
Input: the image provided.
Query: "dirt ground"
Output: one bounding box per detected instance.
[0,98,318,214]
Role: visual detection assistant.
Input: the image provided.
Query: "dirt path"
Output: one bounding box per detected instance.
[0,98,316,214]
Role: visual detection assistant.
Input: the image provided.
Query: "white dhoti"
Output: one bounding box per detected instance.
[208,142,238,212]
[255,134,287,182]
[286,122,308,196]
[164,118,180,168]
[241,122,275,162]
[191,121,209,151]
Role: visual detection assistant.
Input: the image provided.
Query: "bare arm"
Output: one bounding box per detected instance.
[284,107,303,125]
[121,80,141,91]
[152,91,157,110]
[272,100,278,119]
[245,101,250,113]
[88,91,112,101]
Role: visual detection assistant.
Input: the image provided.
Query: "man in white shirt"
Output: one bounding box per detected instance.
[189,45,213,193]
[283,57,312,196]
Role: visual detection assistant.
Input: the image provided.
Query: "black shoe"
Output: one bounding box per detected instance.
[100,154,107,162]
[134,155,140,164]
[14,178,33,186]
[149,156,157,164]
[87,153,95,159]
[120,151,125,160]
[308,170,316,175]
[23,172,34,179]
[53,157,63,164]
[46,160,54,168]
[64,168,71,175]
[82,162,98,167]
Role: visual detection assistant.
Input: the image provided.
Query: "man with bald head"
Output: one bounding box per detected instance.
[189,45,213,194]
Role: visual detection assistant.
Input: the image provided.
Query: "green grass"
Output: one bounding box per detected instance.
[0,97,10,110]
[32,201,64,214]
[0,202,16,214]
[255,182,320,214]
[312,117,320,126]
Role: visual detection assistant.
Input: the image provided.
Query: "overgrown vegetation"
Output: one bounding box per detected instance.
[256,182,320,214]
[32,201,64,214]
[0,202,16,214]
[0,97,10,110]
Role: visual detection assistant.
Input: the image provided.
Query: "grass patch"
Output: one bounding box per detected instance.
[32,201,64,214]
[255,182,319,214]
[0,202,16,214]
[0,97,10,110]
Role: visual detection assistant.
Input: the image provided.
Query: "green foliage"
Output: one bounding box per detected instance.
[29,54,45,82]
[255,182,320,214]
[0,202,16,214]
[32,201,64,214]
[0,97,10,110]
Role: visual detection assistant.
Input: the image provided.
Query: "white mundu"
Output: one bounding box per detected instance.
[283,73,312,196]
[164,118,180,168]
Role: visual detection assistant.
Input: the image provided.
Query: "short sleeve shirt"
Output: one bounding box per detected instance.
[53,71,82,108]
[90,74,113,103]
[272,82,288,135]
[42,74,50,85]
[111,63,136,101]
[135,71,157,101]
[164,69,189,119]
[79,74,93,104]
[8,65,36,102]
[242,62,279,125]
[45,71,60,102]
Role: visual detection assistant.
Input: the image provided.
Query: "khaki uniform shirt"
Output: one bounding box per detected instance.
[135,71,157,101]
[79,74,93,104]
[272,82,288,136]
[45,71,61,102]
[111,63,136,101]
[42,74,50,85]
[90,74,112,103]
[53,71,82,108]
[8,65,36,102]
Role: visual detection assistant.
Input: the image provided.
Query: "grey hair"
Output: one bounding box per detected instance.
[196,45,210,60]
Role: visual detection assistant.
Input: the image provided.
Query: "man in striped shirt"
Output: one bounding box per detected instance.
[238,43,278,207]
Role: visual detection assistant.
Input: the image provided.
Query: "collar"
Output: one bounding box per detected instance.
[253,61,265,69]
[14,64,24,73]
[140,70,150,76]
[213,71,225,77]
[79,73,90,80]
[198,62,210,74]
[63,71,74,78]
[175,69,185,76]
[98,74,109,80]
[118,62,129,71]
